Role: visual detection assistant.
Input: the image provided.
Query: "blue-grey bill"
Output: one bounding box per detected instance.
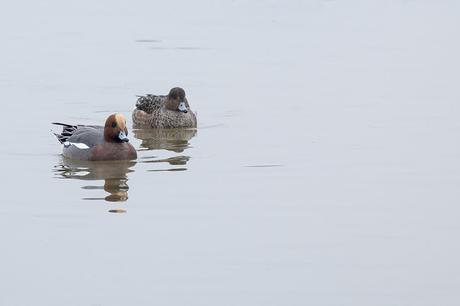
[178,101,188,113]
[118,131,129,142]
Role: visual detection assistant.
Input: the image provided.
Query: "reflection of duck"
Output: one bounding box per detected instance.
[133,87,197,128]
[142,156,190,165]
[133,128,197,153]
[54,157,135,203]
[103,179,129,202]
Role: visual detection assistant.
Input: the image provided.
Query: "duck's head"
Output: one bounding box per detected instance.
[104,113,129,142]
[165,87,189,113]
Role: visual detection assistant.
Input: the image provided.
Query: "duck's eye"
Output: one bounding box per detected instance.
[112,122,117,128]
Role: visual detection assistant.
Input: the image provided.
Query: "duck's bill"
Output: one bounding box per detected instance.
[118,131,129,142]
[178,101,188,113]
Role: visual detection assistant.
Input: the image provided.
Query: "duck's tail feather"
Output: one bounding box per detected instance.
[51,122,78,144]
[53,132,66,144]
[51,122,77,128]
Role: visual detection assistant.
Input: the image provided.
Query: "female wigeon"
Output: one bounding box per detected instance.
[132,87,197,128]
[52,114,137,161]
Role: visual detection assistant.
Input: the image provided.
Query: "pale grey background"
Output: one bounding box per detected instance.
[0,0,459,305]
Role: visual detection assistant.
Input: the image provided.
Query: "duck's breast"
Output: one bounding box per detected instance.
[90,142,137,161]
[158,109,197,128]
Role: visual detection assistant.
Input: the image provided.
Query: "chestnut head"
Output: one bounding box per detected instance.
[104,113,129,142]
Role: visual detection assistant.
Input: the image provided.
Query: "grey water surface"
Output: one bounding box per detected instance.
[1,1,460,305]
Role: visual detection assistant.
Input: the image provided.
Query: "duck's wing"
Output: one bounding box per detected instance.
[135,94,166,114]
[52,123,104,148]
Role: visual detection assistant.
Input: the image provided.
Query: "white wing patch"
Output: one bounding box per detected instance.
[63,142,90,149]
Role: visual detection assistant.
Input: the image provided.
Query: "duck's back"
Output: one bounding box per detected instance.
[67,126,105,147]
[135,94,166,113]
[55,126,104,160]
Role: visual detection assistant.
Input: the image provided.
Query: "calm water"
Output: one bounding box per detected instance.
[1,1,460,305]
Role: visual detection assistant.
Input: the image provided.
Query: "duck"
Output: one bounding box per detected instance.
[52,113,137,161]
[132,87,197,128]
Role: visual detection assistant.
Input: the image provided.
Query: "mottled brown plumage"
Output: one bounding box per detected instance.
[133,87,197,128]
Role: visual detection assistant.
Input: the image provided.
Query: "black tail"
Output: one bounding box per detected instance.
[51,122,78,144]
[51,122,77,128]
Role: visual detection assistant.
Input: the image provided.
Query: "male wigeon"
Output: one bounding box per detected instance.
[132,87,197,128]
[52,113,137,161]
